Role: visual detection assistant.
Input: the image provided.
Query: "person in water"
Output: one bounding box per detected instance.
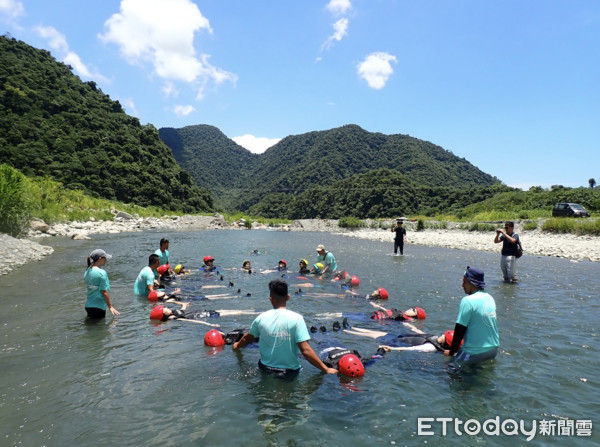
[298,259,311,274]
[444,267,499,364]
[344,319,458,353]
[315,244,337,274]
[154,238,174,277]
[84,249,119,319]
[391,219,407,255]
[133,254,161,296]
[369,302,427,321]
[241,260,252,272]
[201,256,217,272]
[150,304,257,322]
[232,279,338,375]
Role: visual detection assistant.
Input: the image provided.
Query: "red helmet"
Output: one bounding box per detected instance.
[377,287,389,300]
[150,305,165,320]
[279,259,287,266]
[203,256,214,263]
[444,330,463,348]
[338,354,365,378]
[157,264,169,275]
[415,307,426,320]
[204,329,225,347]
[350,276,360,287]
[148,290,159,301]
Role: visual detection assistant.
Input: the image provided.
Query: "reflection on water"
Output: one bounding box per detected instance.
[1,230,599,446]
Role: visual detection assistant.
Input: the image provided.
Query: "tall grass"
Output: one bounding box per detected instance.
[0,164,31,237]
[338,216,365,229]
[542,218,600,235]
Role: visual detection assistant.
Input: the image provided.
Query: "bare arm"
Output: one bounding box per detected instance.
[298,341,338,373]
[102,290,119,316]
[379,344,436,352]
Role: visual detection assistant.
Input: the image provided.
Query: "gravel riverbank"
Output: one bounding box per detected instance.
[2,216,599,275]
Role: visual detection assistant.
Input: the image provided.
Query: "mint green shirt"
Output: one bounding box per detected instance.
[84,267,110,310]
[456,290,499,355]
[134,266,155,295]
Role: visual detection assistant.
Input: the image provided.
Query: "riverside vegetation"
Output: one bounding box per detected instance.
[1,35,599,238]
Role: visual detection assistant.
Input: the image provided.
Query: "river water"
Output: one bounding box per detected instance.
[1,230,598,446]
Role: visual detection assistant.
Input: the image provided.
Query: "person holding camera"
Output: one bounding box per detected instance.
[494,221,521,283]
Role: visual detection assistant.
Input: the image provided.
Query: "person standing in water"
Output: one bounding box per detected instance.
[84,249,119,319]
[391,218,407,255]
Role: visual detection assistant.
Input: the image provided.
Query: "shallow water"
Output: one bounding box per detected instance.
[1,230,598,446]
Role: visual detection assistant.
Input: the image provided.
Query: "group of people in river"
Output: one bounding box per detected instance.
[83,222,514,377]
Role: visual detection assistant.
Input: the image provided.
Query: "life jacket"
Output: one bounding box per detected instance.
[321,347,362,368]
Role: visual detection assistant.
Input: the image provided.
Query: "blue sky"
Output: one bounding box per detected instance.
[1,0,599,188]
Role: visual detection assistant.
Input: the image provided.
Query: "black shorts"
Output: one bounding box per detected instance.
[258,360,300,377]
[85,307,106,319]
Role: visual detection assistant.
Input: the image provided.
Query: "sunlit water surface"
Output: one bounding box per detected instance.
[1,230,598,446]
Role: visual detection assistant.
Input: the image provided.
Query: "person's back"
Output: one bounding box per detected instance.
[251,307,308,370]
[84,265,109,308]
[458,290,499,354]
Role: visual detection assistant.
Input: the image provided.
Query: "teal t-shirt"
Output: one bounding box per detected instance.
[84,267,110,310]
[134,266,155,295]
[456,290,499,355]
[249,308,311,370]
[154,249,169,266]
[317,252,338,272]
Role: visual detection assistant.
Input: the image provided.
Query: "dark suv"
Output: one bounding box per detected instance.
[552,203,590,218]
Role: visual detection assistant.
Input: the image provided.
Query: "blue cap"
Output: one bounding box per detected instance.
[464,266,486,288]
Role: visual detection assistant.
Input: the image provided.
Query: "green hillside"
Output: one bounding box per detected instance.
[0,35,212,213]
[161,123,499,212]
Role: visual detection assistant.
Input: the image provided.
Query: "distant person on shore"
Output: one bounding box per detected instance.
[494,221,521,283]
[299,259,311,274]
[444,267,499,364]
[315,244,337,274]
[154,238,174,277]
[391,219,407,255]
[233,279,338,376]
[84,249,119,319]
[133,254,160,296]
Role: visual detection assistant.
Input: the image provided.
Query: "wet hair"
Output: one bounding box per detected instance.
[160,238,169,246]
[269,279,289,302]
[149,253,160,266]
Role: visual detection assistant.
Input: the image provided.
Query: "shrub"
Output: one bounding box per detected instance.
[0,164,31,237]
[338,216,364,229]
[523,221,538,231]
[416,219,425,231]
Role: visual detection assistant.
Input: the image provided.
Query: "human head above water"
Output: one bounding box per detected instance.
[149,253,160,267]
[269,279,289,303]
[464,266,486,289]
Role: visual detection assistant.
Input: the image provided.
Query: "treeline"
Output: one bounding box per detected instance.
[160,124,499,212]
[0,36,212,213]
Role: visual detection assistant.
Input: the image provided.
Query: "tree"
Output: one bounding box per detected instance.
[589,178,597,189]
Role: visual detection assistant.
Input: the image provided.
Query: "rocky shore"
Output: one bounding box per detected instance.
[1,215,599,275]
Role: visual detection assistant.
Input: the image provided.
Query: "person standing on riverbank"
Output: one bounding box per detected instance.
[84,249,119,319]
[391,219,407,255]
[134,254,160,296]
[444,267,499,364]
[233,279,338,375]
[494,221,521,283]
[316,244,337,274]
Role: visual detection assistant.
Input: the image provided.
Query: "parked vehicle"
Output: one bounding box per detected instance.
[552,203,590,218]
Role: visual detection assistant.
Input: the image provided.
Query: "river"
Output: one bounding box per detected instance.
[1,229,598,446]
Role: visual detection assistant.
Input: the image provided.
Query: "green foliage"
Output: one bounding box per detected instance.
[460,222,497,232]
[338,216,365,228]
[0,164,31,236]
[163,123,499,213]
[523,221,538,231]
[416,219,425,231]
[542,218,600,235]
[0,36,212,213]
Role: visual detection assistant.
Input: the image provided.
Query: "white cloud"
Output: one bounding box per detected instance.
[232,135,281,154]
[35,26,108,82]
[322,18,349,51]
[173,104,195,117]
[357,52,397,89]
[0,0,24,21]
[162,81,179,98]
[118,97,138,116]
[326,0,352,16]
[100,0,237,90]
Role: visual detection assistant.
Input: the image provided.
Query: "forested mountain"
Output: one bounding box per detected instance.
[160,123,499,212]
[0,36,212,212]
